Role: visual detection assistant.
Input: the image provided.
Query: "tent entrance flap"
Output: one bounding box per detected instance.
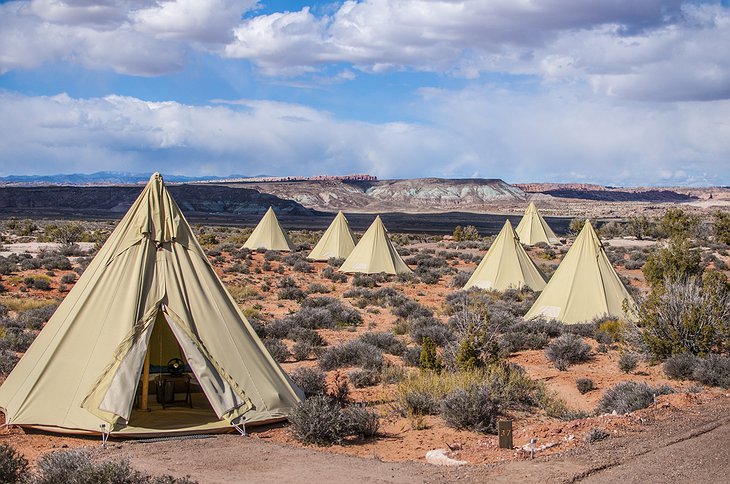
[161,312,247,418]
[95,309,247,426]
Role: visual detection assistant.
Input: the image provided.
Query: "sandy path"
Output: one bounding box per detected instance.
[84,397,728,484]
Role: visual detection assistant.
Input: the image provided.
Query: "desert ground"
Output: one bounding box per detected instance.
[0,213,728,483]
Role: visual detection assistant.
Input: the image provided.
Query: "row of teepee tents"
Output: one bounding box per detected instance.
[243,208,411,275]
[243,203,635,324]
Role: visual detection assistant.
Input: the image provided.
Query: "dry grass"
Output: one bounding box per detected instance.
[0,296,59,313]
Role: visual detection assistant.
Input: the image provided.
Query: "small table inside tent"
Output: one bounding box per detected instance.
[155,374,193,409]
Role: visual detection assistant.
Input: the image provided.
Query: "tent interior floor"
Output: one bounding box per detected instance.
[119,393,230,436]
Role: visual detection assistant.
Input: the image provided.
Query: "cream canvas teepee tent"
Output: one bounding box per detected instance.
[0,174,302,437]
[308,211,357,261]
[464,220,546,292]
[524,221,637,324]
[338,216,412,274]
[243,206,295,251]
[515,202,560,246]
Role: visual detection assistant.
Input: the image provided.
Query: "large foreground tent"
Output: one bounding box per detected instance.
[524,221,637,324]
[0,174,302,437]
[339,216,412,275]
[464,220,546,292]
[308,211,357,261]
[243,206,295,251]
[515,202,560,246]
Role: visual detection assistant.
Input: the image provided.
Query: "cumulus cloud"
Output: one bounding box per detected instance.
[0,0,255,75]
[0,92,453,179]
[1,89,728,185]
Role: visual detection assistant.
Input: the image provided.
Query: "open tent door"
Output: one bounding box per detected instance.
[83,306,251,435]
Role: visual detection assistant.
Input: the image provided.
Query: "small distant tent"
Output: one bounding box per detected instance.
[308,211,357,261]
[0,174,302,437]
[464,220,546,292]
[515,202,560,246]
[243,206,295,251]
[338,216,412,275]
[524,221,637,324]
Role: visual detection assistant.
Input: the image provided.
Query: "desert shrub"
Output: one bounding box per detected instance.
[713,210,730,245]
[18,304,58,330]
[450,271,472,288]
[290,367,326,397]
[0,444,28,483]
[638,276,729,358]
[32,449,196,483]
[501,319,562,352]
[287,327,325,347]
[441,384,499,433]
[0,328,36,352]
[584,427,610,443]
[410,318,452,347]
[391,300,433,320]
[417,269,441,284]
[381,365,407,384]
[0,350,20,376]
[60,273,76,284]
[663,353,699,380]
[595,318,625,343]
[576,378,595,394]
[452,225,479,242]
[263,338,290,363]
[340,405,380,438]
[31,278,51,291]
[660,208,700,240]
[348,368,381,388]
[321,266,348,283]
[319,341,384,371]
[596,381,674,414]
[419,337,442,372]
[544,334,591,370]
[292,342,315,361]
[618,352,640,373]
[402,346,422,367]
[306,282,331,294]
[358,332,406,356]
[327,257,346,267]
[351,273,379,288]
[277,286,306,301]
[643,239,702,288]
[263,250,280,261]
[292,260,312,273]
[691,354,730,388]
[0,283,6,294]
[289,395,379,445]
[562,322,597,339]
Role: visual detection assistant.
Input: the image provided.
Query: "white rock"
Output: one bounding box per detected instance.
[425,449,468,466]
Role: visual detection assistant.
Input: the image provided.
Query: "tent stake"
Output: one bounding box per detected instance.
[141,346,151,411]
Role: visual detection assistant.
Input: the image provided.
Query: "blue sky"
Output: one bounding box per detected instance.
[1,1,729,186]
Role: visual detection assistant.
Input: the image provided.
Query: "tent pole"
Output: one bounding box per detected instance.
[141,347,151,411]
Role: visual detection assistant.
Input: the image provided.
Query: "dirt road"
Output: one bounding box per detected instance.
[85,397,728,484]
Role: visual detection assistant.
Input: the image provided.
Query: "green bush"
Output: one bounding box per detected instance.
[713,211,730,245]
[643,239,702,288]
[638,277,729,358]
[419,336,442,372]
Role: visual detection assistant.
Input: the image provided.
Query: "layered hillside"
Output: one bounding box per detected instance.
[230,178,526,212]
[0,185,315,218]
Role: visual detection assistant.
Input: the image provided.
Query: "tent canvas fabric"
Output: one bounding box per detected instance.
[464,220,546,292]
[307,211,357,261]
[515,202,560,246]
[243,207,295,251]
[338,216,412,275]
[524,221,637,324]
[0,174,302,436]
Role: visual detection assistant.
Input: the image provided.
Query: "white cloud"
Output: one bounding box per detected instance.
[1,89,728,185]
[0,0,254,75]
